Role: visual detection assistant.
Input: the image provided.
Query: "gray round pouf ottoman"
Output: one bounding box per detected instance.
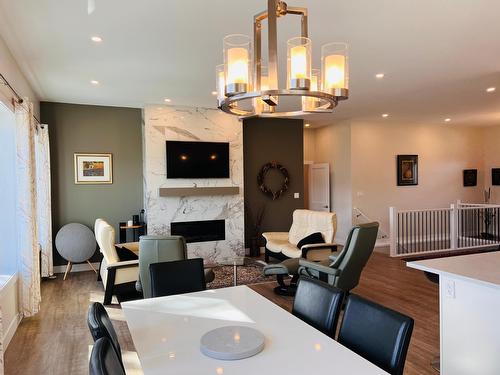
[55,223,97,280]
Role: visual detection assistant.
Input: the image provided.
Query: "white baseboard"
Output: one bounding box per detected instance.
[53,262,100,274]
[3,312,22,349]
[0,274,21,350]
[374,245,390,254]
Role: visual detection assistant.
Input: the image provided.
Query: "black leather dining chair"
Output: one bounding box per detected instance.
[292,276,344,338]
[89,337,126,375]
[149,258,206,298]
[87,302,124,372]
[338,294,414,375]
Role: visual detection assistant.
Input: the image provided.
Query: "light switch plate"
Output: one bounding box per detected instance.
[445,280,455,299]
[294,193,300,199]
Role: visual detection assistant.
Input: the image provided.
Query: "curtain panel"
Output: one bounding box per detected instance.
[35,125,53,277]
[15,101,41,317]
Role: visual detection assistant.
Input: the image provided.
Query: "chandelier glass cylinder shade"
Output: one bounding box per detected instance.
[287,37,311,90]
[322,42,349,96]
[223,35,252,96]
[216,0,349,118]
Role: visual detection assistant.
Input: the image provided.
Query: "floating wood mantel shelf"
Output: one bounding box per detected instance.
[159,186,240,197]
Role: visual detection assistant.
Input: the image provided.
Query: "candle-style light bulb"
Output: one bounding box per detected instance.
[324,55,345,89]
[291,45,307,79]
[227,48,249,84]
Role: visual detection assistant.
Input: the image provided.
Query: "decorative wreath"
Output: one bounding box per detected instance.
[257,161,290,200]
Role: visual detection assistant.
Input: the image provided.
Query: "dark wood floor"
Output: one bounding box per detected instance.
[5,252,439,375]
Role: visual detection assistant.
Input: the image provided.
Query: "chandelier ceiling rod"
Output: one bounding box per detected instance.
[254,1,308,93]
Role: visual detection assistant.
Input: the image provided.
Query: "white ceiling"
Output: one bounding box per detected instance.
[0,0,499,127]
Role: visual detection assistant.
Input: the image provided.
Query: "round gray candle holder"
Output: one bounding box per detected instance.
[200,326,265,360]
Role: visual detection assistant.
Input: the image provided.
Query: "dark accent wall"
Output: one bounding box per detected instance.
[243,118,304,247]
[41,102,143,266]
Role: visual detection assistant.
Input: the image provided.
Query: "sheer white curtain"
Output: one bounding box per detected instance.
[35,125,53,277]
[15,100,40,316]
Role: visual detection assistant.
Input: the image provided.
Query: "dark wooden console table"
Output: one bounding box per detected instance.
[119,223,145,243]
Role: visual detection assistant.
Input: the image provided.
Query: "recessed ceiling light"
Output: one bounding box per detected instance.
[486,87,496,93]
[164,98,171,103]
[90,80,99,85]
[444,118,451,122]
[91,36,103,43]
[375,73,385,79]
[305,123,310,127]
[211,91,218,96]
[382,113,389,118]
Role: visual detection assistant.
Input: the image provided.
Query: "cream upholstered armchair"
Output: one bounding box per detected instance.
[263,209,337,262]
[95,219,139,305]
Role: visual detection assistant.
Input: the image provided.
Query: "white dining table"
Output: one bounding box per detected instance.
[122,285,389,375]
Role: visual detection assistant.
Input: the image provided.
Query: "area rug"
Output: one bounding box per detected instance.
[208,264,273,289]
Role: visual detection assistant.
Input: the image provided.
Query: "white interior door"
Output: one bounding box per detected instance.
[308,163,330,211]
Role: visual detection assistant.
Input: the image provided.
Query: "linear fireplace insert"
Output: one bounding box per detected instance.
[171,219,225,243]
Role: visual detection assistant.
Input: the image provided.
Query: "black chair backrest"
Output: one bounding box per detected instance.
[89,337,126,375]
[87,302,124,371]
[150,258,206,298]
[292,276,344,338]
[334,222,379,292]
[338,295,414,375]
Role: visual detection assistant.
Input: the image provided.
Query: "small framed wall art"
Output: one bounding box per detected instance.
[463,169,477,187]
[397,155,418,186]
[74,153,113,184]
[492,168,500,186]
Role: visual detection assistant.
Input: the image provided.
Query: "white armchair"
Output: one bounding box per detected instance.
[95,219,139,305]
[263,209,337,262]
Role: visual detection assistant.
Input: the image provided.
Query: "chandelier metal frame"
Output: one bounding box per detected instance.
[218,0,349,118]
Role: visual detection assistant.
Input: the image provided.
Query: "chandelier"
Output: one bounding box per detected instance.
[216,0,349,118]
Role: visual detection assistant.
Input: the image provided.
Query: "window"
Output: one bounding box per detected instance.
[0,102,18,275]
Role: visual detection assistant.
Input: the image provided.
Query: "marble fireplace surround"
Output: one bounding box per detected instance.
[143,105,245,263]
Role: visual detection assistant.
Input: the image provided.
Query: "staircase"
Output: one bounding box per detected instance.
[352,207,390,248]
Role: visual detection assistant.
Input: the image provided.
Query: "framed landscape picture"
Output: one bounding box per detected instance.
[74,153,113,184]
[463,169,477,187]
[397,155,418,186]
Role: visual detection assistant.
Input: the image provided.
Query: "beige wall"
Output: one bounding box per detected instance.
[0,34,38,115]
[314,121,353,241]
[483,126,500,203]
[351,121,485,234]
[303,128,316,162]
[307,121,491,239]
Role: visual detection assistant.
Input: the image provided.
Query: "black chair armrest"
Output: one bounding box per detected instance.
[106,260,139,271]
[300,243,338,258]
[299,259,341,276]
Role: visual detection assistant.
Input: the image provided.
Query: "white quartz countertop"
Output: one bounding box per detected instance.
[407,251,500,289]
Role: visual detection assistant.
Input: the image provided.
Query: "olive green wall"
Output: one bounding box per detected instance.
[41,102,143,266]
[243,118,304,247]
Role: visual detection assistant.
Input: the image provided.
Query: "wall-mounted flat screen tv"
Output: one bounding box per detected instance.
[166,140,230,178]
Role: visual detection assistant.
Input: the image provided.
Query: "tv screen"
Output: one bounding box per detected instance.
[166,140,230,178]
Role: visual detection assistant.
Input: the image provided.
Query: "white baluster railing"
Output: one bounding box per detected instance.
[389,203,500,257]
